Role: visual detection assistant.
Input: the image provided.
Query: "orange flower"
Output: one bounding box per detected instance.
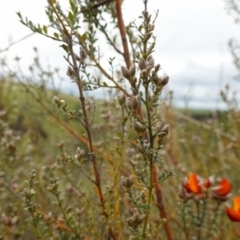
[184,173,202,194]
[214,179,231,196]
[226,196,240,222]
[212,179,231,201]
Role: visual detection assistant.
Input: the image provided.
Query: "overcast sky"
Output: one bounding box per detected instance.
[0,0,240,109]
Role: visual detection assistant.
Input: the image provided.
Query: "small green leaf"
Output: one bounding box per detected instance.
[68,11,74,23]
[53,32,59,39]
[16,12,22,19]
[43,25,48,34]
[29,20,33,28]
[81,32,87,42]
[69,0,75,11]
[60,44,69,53]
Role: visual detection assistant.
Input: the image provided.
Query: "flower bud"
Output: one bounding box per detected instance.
[131,94,141,111]
[121,175,134,190]
[121,66,131,80]
[160,75,169,86]
[125,97,132,110]
[75,147,85,161]
[80,48,87,61]
[179,186,193,202]
[146,57,155,70]
[129,64,136,77]
[53,96,61,107]
[146,55,153,61]
[141,69,148,78]
[162,124,170,135]
[138,57,146,70]
[118,95,126,106]
[60,100,66,106]
[140,189,147,203]
[155,64,161,71]
[127,208,145,229]
[67,66,76,79]
[133,120,146,133]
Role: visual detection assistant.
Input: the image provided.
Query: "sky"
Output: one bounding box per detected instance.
[0,0,240,109]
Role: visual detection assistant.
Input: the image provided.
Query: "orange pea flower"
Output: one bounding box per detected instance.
[212,179,231,201]
[226,196,240,222]
[184,173,202,194]
[179,173,213,201]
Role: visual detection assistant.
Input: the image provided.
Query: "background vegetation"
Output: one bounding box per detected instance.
[0,0,240,239]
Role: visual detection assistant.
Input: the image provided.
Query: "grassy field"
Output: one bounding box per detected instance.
[0,78,239,239]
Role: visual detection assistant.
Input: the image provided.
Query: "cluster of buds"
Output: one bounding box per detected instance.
[127,208,145,229]
[138,55,155,73]
[121,64,136,85]
[125,94,141,113]
[153,75,169,93]
[179,173,231,202]
[74,147,85,161]
[121,175,134,191]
